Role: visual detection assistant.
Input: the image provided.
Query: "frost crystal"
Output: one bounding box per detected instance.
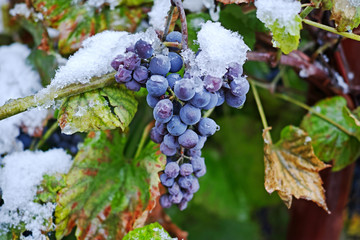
[255,0,301,36]
[193,21,249,78]
[0,149,73,239]
[0,43,48,155]
[148,0,171,30]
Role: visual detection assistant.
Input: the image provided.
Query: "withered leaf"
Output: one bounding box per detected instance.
[263,126,330,213]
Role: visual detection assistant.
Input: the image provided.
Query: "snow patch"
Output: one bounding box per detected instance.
[183,0,220,21]
[0,149,73,239]
[148,0,171,31]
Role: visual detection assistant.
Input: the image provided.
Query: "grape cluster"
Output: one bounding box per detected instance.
[111,31,249,210]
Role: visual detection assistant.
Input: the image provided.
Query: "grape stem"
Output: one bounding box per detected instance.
[300,6,314,19]
[34,120,59,150]
[203,108,214,118]
[171,0,188,50]
[163,41,182,49]
[162,5,175,41]
[249,80,273,144]
[134,121,154,159]
[0,72,116,121]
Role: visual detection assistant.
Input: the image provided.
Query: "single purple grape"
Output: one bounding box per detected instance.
[146,94,159,108]
[179,104,201,125]
[178,199,188,211]
[149,55,171,76]
[123,52,140,70]
[226,62,243,80]
[146,75,169,97]
[202,92,218,110]
[198,118,219,136]
[194,166,206,178]
[189,89,211,108]
[182,191,194,202]
[115,65,132,83]
[188,177,200,193]
[191,157,205,172]
[164,162,180,178]
[216,88,225,106]
[169,182,181,195]
[160,173,174,187]
[187,148,201,158]
[167,73,181,89]
[153,99,173,123]
[150,127,163,144]
[125,80,141,92]
[204,75,222,92]
[169,192,183,204]
[178,129,199,149]
[155,121,168,135]
[174,78,195,101]
[111,55,125,71]
[163,134,179,149]
[159,194,172,208]
[225,91,246,108]
[134,39,153,59]
[230,77,250,96]
[167,115,187,136]
[180,163,193,176]
[178,175,195,189]
[133,66,149,84]
[160,142,177,156]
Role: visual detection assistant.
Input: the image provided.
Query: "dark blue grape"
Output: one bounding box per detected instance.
[134,39,153,59]
[178,199,188,211]
[167,73,181,89]
[183,191,194,201]
[169,182,181,195]
[153,99,173,123]
[165,162,180,178]
[160,142,177,156]
[230,77,250,96]
[198,118,219,136]
[180,163,193,176]
[174,78,195,101]
[17,133,32,149]
[165,31,182,43]
[193,136,207,150]
[226,62,243,80]
[187,148,201,158]
[125,80,141,92]
[216,88,225,106]
[155,121,168,135]
[115,66,132,83]
[170,192,183,204]
[159,194,172,208]
[188,177,200,193]
[204,75,222,92]
[146,75,169,97]
[168,52,183,73]
[189,89,211,108]
[225,91,246,108]
[149,55,171,76]
[146,94,159,108]
[178,175,195,189]
[178,129,199,149]
[111,55,125,71]
[191,157,205,172]
[194,166,206,178]
[150,127,164,144]
[179,104,201,125]
[163,134,179,149]
[160,173,174,187]
[202,92,218,110]
[167,115,187,136]
[133,66,149,84]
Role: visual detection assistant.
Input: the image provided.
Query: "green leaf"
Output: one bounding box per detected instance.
[263,126,330,212]
[27,49,58,87]
[270,15,302,54]
[35,174,66,203]
[58,84,138,134]
[186,13,211,52]
[301,96,360,171]
[55,130,165,239]
[330,0,360,31]
[123,222,174,240]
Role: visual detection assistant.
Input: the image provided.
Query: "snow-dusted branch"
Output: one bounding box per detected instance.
[0,72,116,120]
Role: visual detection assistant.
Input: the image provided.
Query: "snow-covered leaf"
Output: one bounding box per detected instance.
[123,222,175,240]
[263,126,330,213]
[58,84,138,134]
[330,0,360,31]
[55,130,165,240]
[301,96,360,171]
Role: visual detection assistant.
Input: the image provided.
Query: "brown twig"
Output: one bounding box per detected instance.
[171,0,188,50]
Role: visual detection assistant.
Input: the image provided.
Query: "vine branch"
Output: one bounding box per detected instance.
[171,0,188,50]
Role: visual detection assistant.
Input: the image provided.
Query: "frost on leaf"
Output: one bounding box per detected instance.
[329,0,360,31]
[55,130,165,240]
[123,222,175,240]
[301,96,360,171]
[58,84,138,134]
[263,126,330,213]
[255,0,302,54]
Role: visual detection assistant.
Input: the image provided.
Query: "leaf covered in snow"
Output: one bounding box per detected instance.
[123,222,175,240]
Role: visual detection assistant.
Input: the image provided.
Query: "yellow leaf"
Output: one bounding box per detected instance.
[263,126,331,213]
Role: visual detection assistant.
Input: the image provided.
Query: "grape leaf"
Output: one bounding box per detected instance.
[58,84,138,134]
[55,130,165,240]
[270,15,302,54]
[311,0,333,9]
[330,0,360,31]
[123,222,174,240]
[216,0,252,4]
[300,96,360,171]
[35,174,66,203]
[263,126,330,213]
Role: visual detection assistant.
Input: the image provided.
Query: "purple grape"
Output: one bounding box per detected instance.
[163,134,179,149]
[216,88,225,106]
[159,194,172,208]
[178,129,199,149]
[111,55,125,71]
[160,142,177,156]
[189,89,211,108]
[193,136,207,150]
[227,62,243,80]
[133,66,149,84]
[150,127,163,144]
[125,80,141,92]
[167,73,181,89]
[166,31,182,51]
[202,92,218,110]
[169,182,181,195]
[115,65,132,83]
[155,121,168,135]
[165,162,180,178]
[178,175,195,189]
[230,77,249,96]
[123,52,140,70]
[168,52,183,73]
[179,104,201,125]
[134,39,153,59]
[160,173,174,187]
[170,192,183,204]
[194,166,206,178]
[174,78,195,101]
[198,117,219,137]
[225,91,246,108]
[149,55,171,76]
[204,75,222,92]
[191,157,205,172]
[183,191,194,201]
[146,94,159,108]
[167,115,187,136]
[146,75,169,97]
[188,177,200,193]
[180,163,193,176]
[178,199,188,211]
[187,148,201,158]
[153,99,173,123]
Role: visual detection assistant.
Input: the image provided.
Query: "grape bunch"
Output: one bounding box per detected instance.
[111,31,249,210]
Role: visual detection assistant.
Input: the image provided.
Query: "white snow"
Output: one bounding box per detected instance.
[148,0,171,31]
[349,0,360,7]
[192,21,249,78]
[0,149,73,239]
[9,3,31,18]
[255,0,301,36]
[86,0,119,10]
[0,43,48,155]
[334,71,349,94]
[183,0,220,21]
